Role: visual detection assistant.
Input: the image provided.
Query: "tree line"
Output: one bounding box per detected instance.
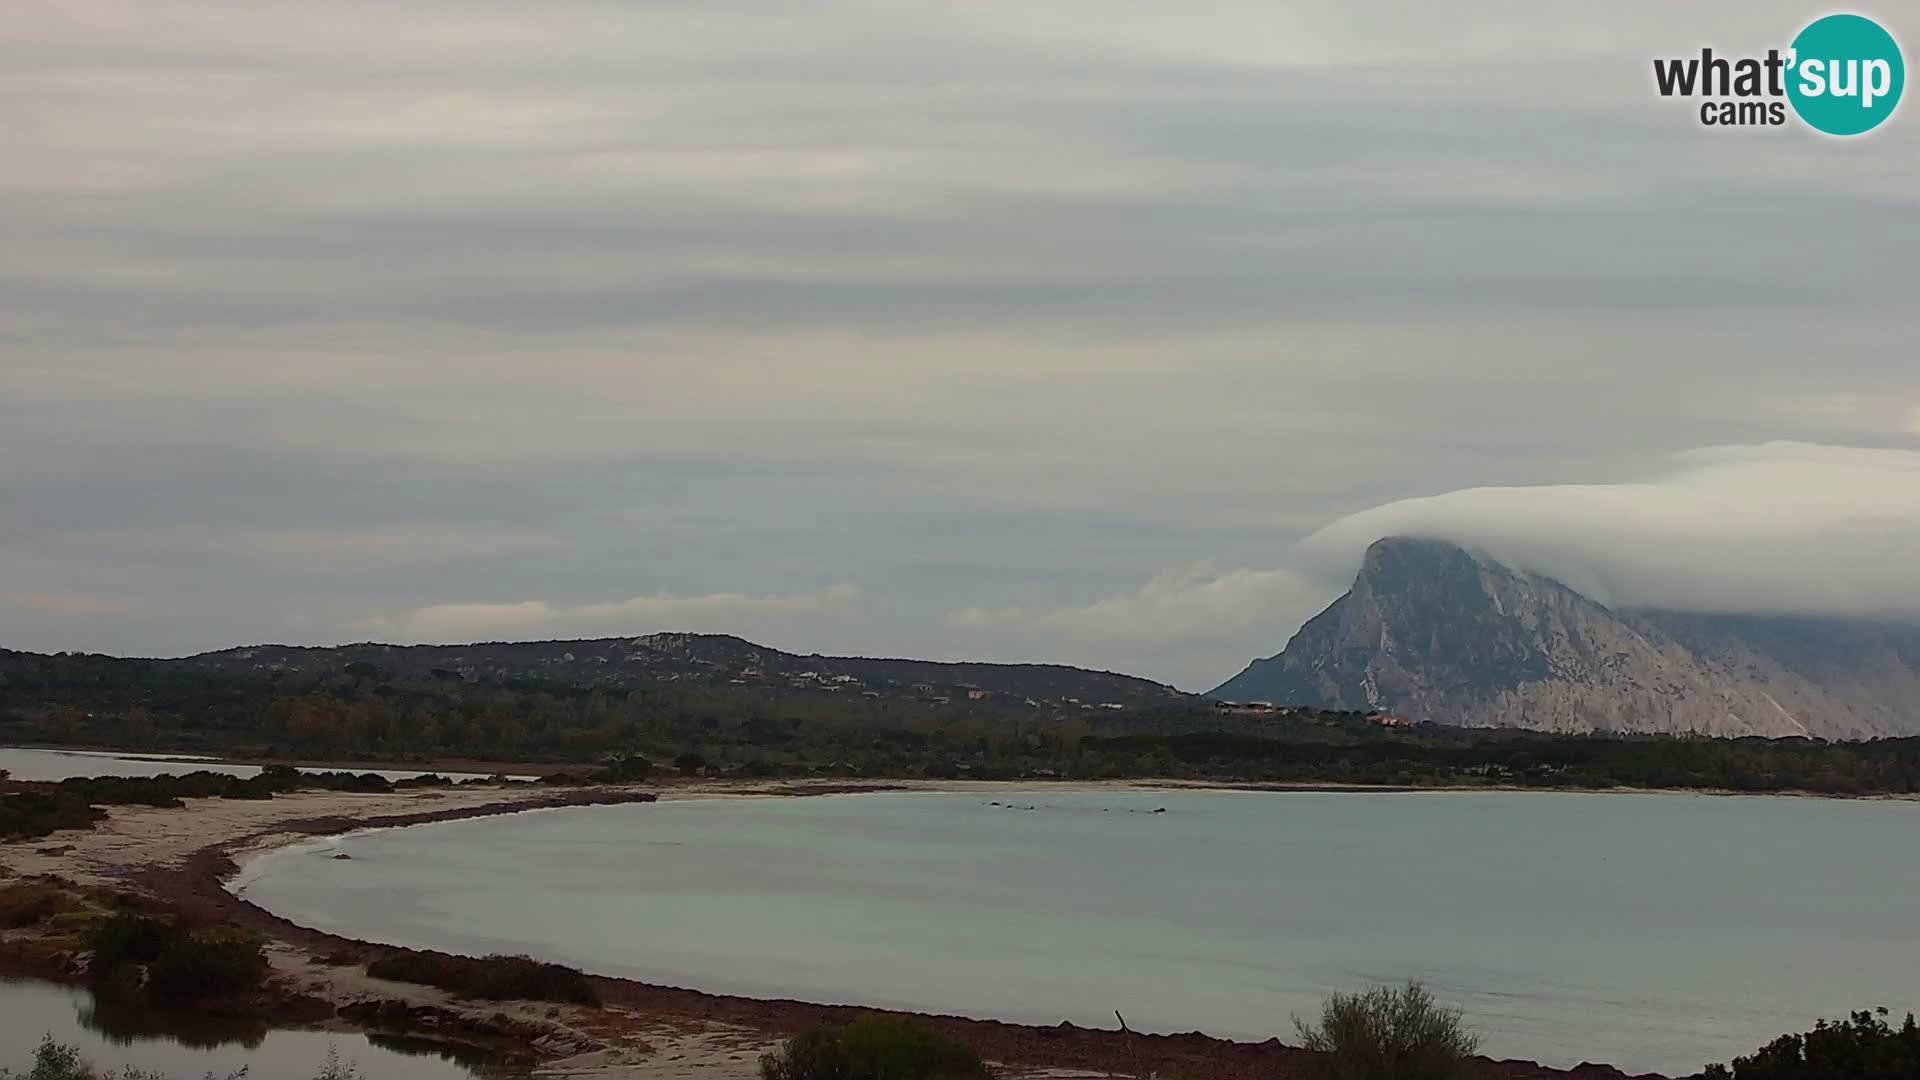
[4,654,1918,796]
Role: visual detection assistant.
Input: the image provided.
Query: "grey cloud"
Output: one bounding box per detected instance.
[2,1,1917,688]
[1299,442,1920,619]
[945,444,1920,688]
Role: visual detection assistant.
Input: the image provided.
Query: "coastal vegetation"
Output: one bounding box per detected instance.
[0,880,89,929]
[0,767,472,840]
[1702,1009,1920,1079]
[1291,982,1478,1080]
[364,951,600,1006]
[87,913,268,1002]
[6,653,1920,797]
[759,1016,992,1080]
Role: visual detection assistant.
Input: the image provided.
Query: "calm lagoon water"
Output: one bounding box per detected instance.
[0,978,495,1080]
[237,789,1920,1075]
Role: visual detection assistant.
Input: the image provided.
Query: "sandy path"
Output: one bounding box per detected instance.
[2,786,577,887]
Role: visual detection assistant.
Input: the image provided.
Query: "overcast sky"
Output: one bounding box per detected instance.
[3,1,1917,689]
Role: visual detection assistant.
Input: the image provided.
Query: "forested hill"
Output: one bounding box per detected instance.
[3,644,1919,796]
[173,633,1188,707]
[0,638,1186,768]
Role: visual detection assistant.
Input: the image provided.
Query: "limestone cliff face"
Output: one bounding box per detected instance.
[1212,537,1920,738]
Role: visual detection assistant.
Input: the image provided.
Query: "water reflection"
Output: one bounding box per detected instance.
[79,991,270,1050]
[0,978,502,1080]
[364,1034,503,1074]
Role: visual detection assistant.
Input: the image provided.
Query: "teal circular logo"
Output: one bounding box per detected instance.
[1786,14,1905,135]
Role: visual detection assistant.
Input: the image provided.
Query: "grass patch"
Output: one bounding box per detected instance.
[0,880,88,929]
[366,951,599,1006]
[44,910,106,934]
[760,1016,992,1080]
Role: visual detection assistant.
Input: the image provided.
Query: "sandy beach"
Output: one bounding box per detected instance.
[2,780,1669,1080]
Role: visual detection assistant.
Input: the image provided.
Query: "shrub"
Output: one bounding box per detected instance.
[88,914,180,979]
[311,1046,358,1080]
[760,1016,991,1080]
[343,773,393,794]
[1702,1009,1920,1079]
[761,1027,848,1080]
[0,881,86,928]
[218,777,276,801]
[0,1035,95,1080]
[366,951,599,1006]
[0,793,108,840]
[394,773,451,788]
[46,910,106,934]
[1293,982,1479,1080]
[146,935,269,1000]
[600,755,654,781]
[4,768,452,841]
[86,914,267,1000]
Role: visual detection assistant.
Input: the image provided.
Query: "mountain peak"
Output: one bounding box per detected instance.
[1212,538,1920,738]
[1359,533,1472,564]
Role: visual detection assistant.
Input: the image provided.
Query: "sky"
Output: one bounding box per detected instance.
[2,1,1917,690]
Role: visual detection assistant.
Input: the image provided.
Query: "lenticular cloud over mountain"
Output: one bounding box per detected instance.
[1297,442,1920,619]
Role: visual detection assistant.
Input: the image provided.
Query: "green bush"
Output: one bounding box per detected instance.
[0,793,108,840]
[46,910,106,934]
[0,1036,99,1080]
[366,951,598,1006]
[1293,982,1479,1080]
[600,755,654,781]
[1702,1009,1920,1079]
[87,914,180,979]
[218,777,276,800]
[86,913,266,1000]
[760,1016,992,1080]
[146,935,269,999]
[0,881,87,928]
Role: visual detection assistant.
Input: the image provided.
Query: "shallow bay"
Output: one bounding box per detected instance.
[238,788,1920,1075]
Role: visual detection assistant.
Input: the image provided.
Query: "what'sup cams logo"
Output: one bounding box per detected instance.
[1654,13,1904,134]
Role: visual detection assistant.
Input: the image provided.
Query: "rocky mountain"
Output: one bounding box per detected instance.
[1212,537,1920,738]
[176,633,1190,709]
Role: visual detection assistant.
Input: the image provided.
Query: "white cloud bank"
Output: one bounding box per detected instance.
[343,442,1920,690]
[1299,441,1920,618]
[945,442,1920,688]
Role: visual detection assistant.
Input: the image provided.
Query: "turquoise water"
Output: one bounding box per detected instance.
[237,789,1920,1075]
